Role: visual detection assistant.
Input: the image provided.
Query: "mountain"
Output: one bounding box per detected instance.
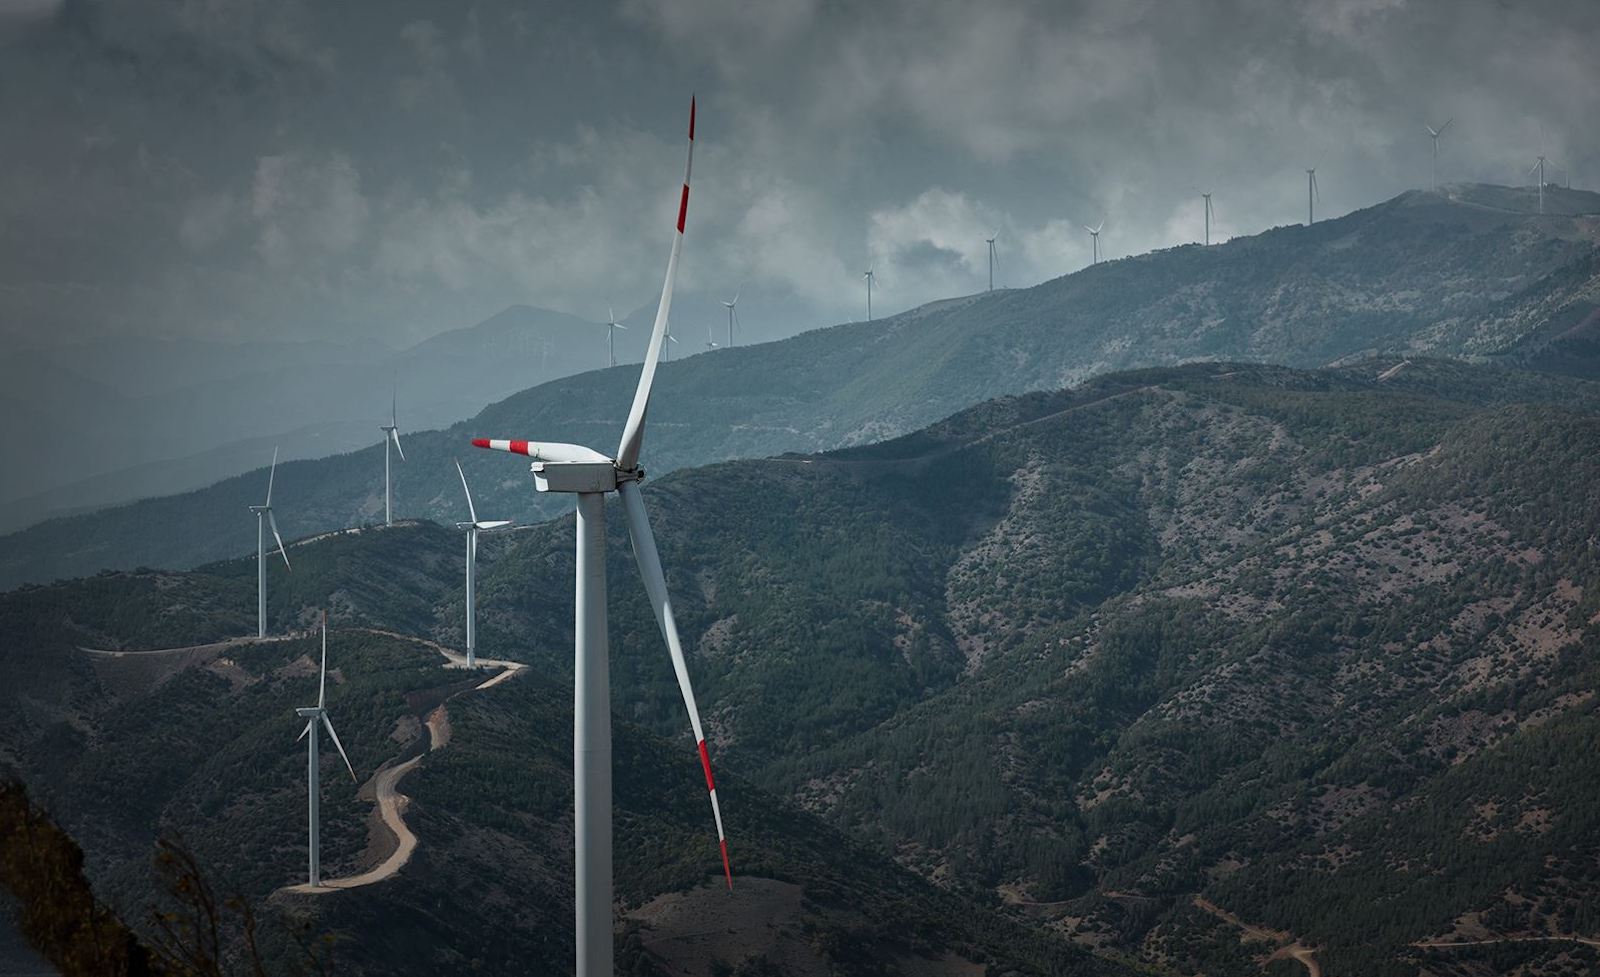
[2,184,1598,589]
[6,356,1600,974]
[0,305,634,534]
[0,528,1124,977]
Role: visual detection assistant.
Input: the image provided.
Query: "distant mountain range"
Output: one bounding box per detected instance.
[2,183,1596,590]
[0,304,638,532]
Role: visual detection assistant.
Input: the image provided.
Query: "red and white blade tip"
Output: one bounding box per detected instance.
[698,739,732,889]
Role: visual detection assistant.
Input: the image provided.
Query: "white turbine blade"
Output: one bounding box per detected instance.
[618,480,731,887]
[296,718,313,743]
[321,714,357,783]
[455,460,478,524]
[616,96,695,472]
[267,511,291,571]
[1426,125,1438,137]
[475,519,512,530]
[470,439,610,463]
[667,333,679,344]
[266,446,279,506]
[390,427,406,462]
[318,612,328,709]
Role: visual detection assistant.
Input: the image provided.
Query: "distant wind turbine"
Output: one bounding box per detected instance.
[705,322,720,351]
[248,447,290,639]
[661,327,680,362]
[471,97,730,977]
[985,233,999,292]
[294,612,357,888]
[1426,118,1454,191]
[1306,169,1320,225]
[455,461,510,670]
[1084,221,1104,265]
[380,384,405,526]
[605,306,627,368]
[1201,192,1214,246]
[721,288,740,347]
[863,267,876,321]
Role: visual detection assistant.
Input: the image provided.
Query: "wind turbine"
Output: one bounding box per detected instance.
[455,461,510,670]
[661,326,680,362]
[294,612,357,889]
[471,98,728,977]
[1426,118,1453,191]
[705,322,721,351]
[721,288,740,347]
[605,306,627,368]
[380,385,405,526]
[248,447,291,639]
[1306,169,1319,225]
[1084,221,1104,265]
[985,233,999,292]
[863,267,876,321]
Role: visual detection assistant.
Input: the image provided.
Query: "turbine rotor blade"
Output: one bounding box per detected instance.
[470,439,610,463]
[322,714,357,782]
[618,480,731,888]
[296,718,313,743]
[391,428,406,462]
[266,446,279,505]
[455,459,478,524]
[616,96,695,472]
[268,511,291,571]
[475,519,512,530]
[319,612,328,708]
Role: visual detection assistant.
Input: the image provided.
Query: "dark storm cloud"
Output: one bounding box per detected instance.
[1,0,1595,347]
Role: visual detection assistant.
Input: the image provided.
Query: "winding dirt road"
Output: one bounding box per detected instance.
[280,632,528,895]
[1194,897,1322,977]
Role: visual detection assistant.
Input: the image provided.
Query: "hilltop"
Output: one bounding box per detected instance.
[3,184,1599,589]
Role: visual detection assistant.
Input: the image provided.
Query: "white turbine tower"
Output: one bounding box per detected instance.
[472,99,728,977]
[1426,118,1453,191]
[606,306,628,368]
[294,612,357,888]
[705,321,721,351]
[455,461,510,670]
[1306,169,1320,225]
[380,386,406,526]
[721,288,740,347]
[1201,192,1214,246]
[248,447,291,639]
[1084,221,1104,265]
[863,267,876,321]
[985,233,999,292]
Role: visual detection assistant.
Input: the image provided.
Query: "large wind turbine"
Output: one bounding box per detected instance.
[721,288,740,347]
[1426,118,1453,191]
[248,447,291,639]
[294,612,357,888]
[863,267,876,321]
[1528,153,1561,214]
[1201,192,1214,246]
[455,461,510,670]
[1084,221,1104,265]
[704,322,721,351]
[380,386,406,526]
[1306,169,1319,225]
[985,233,999,292]
[606,306,628,368]
[471,98,728,977]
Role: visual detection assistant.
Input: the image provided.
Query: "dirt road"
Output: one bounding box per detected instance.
[1194,896,1321,977]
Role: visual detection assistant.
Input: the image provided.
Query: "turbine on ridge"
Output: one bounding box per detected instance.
[722,288,740,347]
[455,460,511,670]
[606,306,628,368]
[248,447,291,639]
[294,611,357,889]
[379,382,406,526]
[985,233,999,292]
[1084,220,1105,265]
[470,98,729,977]
[1426,118,1453,191]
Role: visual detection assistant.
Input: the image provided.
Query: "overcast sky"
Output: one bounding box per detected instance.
[2,0,1596,350]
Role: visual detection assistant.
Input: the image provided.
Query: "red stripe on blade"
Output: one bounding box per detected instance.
[471,438,491,449]
[698,740,715,792]
[719,838,732,889]
[509,440,530,455]
[676,185,690,233]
